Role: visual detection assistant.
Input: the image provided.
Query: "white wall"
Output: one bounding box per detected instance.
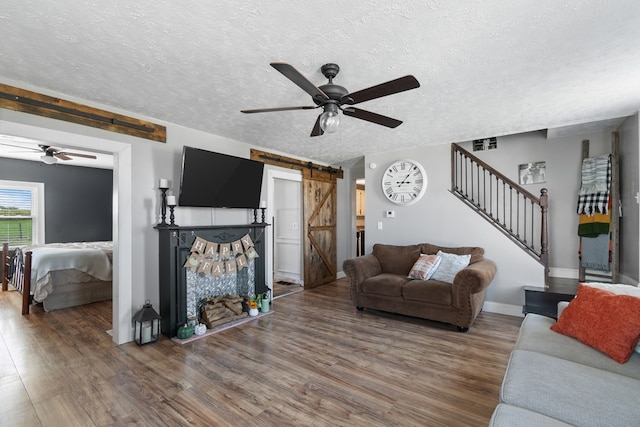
[361,127,640,315]
[363,143,542,315]
[463,130,610,271]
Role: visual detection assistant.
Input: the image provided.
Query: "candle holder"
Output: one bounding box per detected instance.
[168,205,177,226]
[158,187,169,227]
[260,207,266,224]
[252,209,259,224]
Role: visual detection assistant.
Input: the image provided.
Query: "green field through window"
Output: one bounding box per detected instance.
[0,188,34,246]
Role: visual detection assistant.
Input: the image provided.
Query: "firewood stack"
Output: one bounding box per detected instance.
[200,295,248,329]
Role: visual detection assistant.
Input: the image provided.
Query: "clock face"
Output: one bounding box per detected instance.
[381,159,427,205]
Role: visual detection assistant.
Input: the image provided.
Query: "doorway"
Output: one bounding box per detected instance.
[0,115,133,344]
[356,179,365,256]
[265,167,303,299]
[272,177,303,298]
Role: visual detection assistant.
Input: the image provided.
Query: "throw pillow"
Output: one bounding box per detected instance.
[582,282,640,354]
[407,254,442,280]
[430,251,471,283]
[550,284,640,363]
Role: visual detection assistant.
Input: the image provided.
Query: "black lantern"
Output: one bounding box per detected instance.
[133,300,161,345]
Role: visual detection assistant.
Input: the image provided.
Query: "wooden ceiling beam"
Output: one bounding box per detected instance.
[0,83,166,143]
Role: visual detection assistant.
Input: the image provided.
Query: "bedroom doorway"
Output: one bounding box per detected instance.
[0,115,133,345]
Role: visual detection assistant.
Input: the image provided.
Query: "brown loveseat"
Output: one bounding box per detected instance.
[342,243,497,331]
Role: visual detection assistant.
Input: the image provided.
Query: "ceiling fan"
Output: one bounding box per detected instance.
[241,62,420,136]
[0,142,97,164]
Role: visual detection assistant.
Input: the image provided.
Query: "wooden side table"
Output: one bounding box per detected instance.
[523,279,578,319]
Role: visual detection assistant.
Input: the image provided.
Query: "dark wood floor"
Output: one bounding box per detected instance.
[0,278,522,426]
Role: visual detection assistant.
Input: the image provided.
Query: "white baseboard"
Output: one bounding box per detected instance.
[549,267,578,279]
[482,301,523,318]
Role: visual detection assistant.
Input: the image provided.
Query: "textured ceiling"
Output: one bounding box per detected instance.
[1,1,640,165]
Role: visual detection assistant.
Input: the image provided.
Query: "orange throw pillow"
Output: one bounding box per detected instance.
[551,284,640,363]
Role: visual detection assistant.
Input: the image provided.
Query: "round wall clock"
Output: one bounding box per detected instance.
[381,159,427,205]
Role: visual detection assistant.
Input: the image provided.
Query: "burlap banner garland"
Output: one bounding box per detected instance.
[183,233,259,277]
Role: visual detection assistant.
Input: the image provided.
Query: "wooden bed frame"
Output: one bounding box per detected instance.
[2,242,33,315]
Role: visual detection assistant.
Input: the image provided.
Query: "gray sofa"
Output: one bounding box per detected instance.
[490,305,640,426]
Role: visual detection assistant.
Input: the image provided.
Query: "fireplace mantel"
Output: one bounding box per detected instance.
[156,223,269,337]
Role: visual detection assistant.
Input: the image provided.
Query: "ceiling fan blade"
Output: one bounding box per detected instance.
[54,153,72,161]
[310,114,324,137]
[343,107,403,128]
[271,62,329,102]
[341,75,420,105]
[0,142,41,152]
[241,106,316,114]
[58,151,97,159]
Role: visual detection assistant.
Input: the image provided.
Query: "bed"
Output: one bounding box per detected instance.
[2,241,113,314]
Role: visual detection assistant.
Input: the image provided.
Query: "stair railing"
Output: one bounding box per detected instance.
[450,143,549,287]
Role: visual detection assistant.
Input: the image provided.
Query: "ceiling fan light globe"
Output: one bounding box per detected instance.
[40,154,57,164]
[319,110,340,133]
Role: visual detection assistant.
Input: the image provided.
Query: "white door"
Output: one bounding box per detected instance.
[273,178,302,283]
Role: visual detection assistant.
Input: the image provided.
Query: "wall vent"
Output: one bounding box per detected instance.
[472,137,497,151]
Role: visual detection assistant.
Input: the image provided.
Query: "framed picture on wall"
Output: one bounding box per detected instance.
[518,161,547,185]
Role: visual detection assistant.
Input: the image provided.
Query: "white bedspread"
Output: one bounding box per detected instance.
[20,242,113,301]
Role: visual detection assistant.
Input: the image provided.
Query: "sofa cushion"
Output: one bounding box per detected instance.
[583,281,640,297]
[501,350,640,426]
[402,279,452,305]
[550,284,640,363]
[420,244,484,264]
[515,313,640,379]
[361,273,408,297]
[430,251,471,283]
[372,244,422,275]
[407,254,442,280]
[489,404,572,427]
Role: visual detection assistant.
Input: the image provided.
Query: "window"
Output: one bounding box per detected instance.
[0,180,45,247]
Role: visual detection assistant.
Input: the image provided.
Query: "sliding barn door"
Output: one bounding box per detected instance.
[250,149,342,290]
[303,171,337,288]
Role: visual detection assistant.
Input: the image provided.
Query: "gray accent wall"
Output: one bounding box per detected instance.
[0,157,112,243]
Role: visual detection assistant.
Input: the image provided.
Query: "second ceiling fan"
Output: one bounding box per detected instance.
[241,62,420,136]
[0,142,97,164]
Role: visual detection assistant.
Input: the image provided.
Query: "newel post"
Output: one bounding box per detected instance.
[539,188,550,288]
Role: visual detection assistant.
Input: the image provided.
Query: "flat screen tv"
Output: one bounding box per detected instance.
[178,146,264,208]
